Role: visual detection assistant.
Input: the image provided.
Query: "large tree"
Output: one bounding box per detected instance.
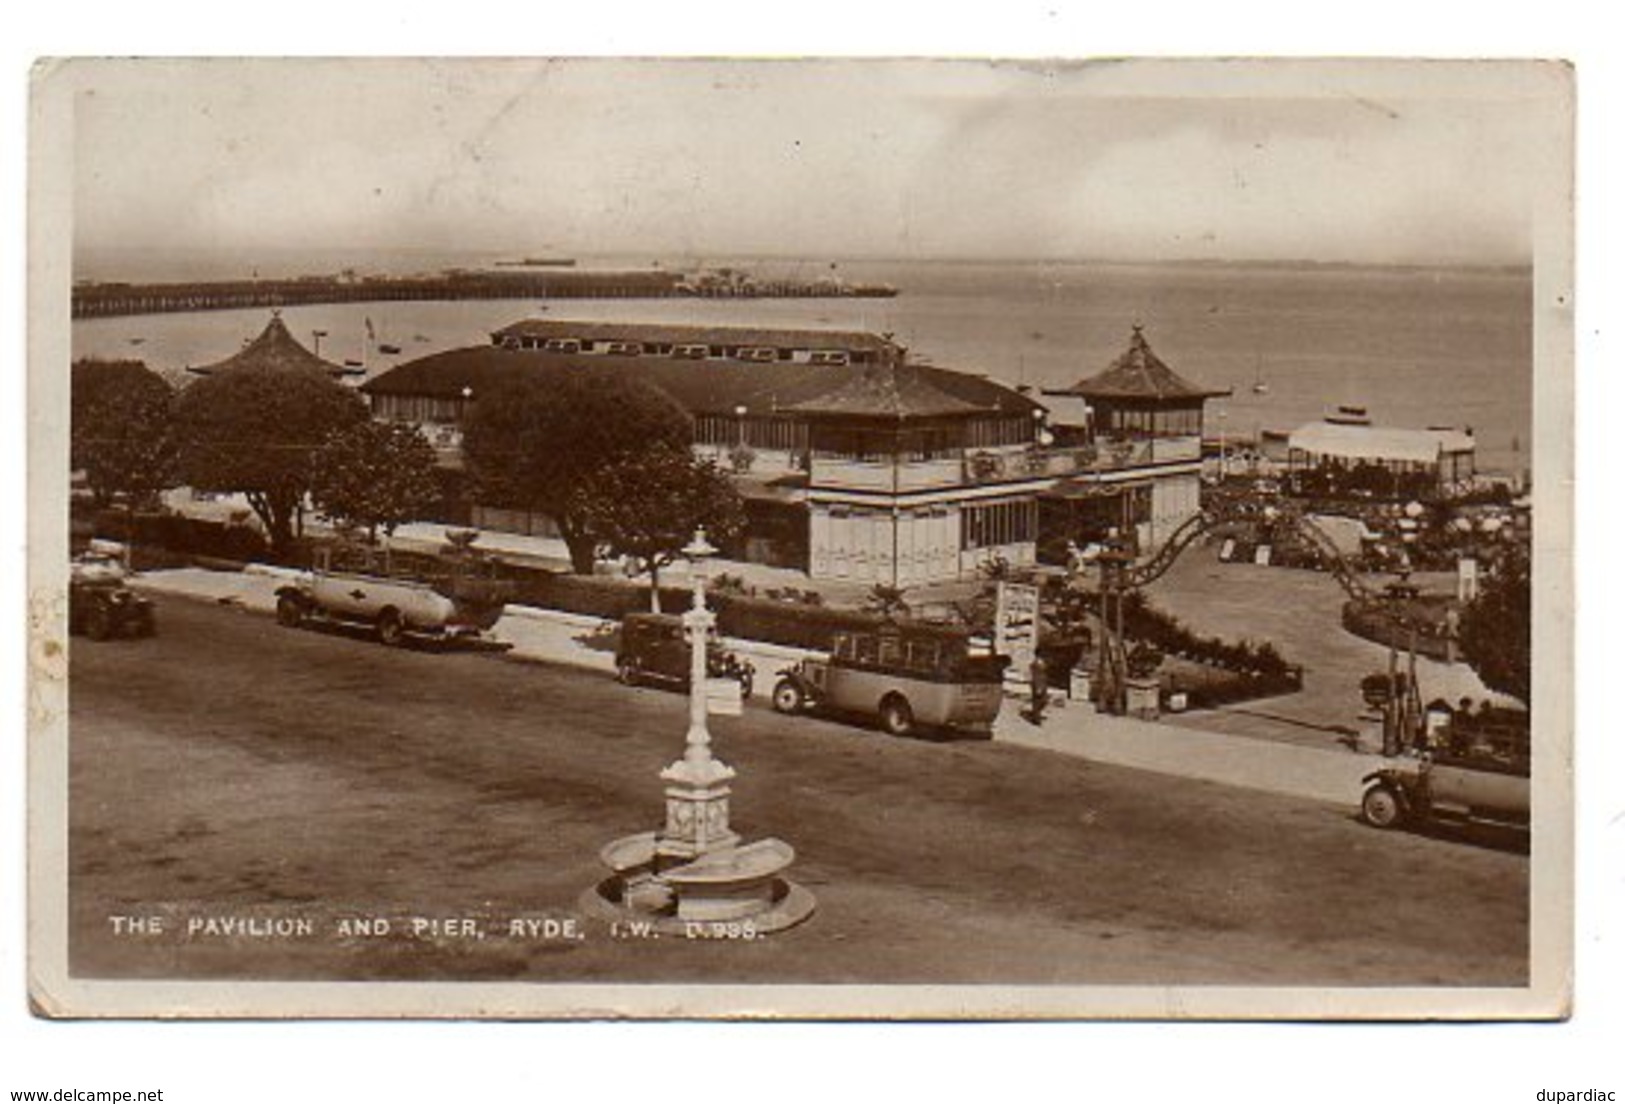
[310,420,442,543]
[461,367,692,573]
[173,365,368,557]
[70,358,178,508]
[1457,550,1531,705]
[580,441,744,610]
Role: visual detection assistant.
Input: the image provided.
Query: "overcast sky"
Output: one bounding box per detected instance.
[68,58,1565,267]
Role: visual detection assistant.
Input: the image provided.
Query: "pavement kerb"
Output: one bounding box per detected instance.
[130,565,1375,811]
[242,563,309,582]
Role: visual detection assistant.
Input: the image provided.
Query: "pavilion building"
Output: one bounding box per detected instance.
[359,319,1224,584]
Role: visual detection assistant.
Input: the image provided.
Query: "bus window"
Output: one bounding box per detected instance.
[854,636,878,666]
[877,635,903,667]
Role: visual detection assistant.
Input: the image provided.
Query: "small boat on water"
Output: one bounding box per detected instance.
[1251,356,1270,395]
[378,344,402,355]
[1326,404,1371,426]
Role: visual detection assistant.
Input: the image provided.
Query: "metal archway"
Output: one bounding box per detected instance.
[1080,491,1423,746]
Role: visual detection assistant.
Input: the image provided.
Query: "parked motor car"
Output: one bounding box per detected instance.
[1360,749,1529,832]
[275,539,512,647]
[615,611,755,699]
[69,546,155,640]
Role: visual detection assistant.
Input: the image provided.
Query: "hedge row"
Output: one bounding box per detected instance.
[79,507,271,564]
[1069,590,1298,679]
[503,563,898,651]
[1174,669,1303,710]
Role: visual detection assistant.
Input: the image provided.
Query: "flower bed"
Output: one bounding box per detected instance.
[1340,596,1458,661]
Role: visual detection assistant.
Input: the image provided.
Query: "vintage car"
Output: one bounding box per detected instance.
[69,545,155,640]
[275,536,512,647]
[771,623,1007,738]
[615,611,755,699]
[1360,749,1530,831]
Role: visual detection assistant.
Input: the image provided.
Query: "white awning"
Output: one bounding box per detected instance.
[1287,421,1474,465]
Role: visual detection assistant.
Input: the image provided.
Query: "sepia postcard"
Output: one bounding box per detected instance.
[27,56,1574,1020]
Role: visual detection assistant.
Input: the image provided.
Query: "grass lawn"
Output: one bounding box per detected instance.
[64,596,1529,991]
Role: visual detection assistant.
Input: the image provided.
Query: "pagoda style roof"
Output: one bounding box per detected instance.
[189,314,354,379]
[1056,325,1228,403]
[780,362,985,421]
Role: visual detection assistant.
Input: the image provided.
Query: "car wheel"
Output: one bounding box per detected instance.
[616,659,640,686]
[739,670,755,700]
[276,594,306,628]
[85,606,112,642]
[879,695,915,737]
[772,680,805,715]
[1361,784,1405,829]
[376,608,407,647]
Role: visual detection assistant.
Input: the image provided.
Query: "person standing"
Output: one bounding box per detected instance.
[1027,655,1049,724]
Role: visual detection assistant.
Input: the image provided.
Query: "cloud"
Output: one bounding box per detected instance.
[70,59,1553,266]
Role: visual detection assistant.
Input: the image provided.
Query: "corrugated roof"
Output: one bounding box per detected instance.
[491,318,899,353]
[1287,421,1477,465]
[189,314,352,379]
[1056,325,1227,402]
[363,346,1039,420]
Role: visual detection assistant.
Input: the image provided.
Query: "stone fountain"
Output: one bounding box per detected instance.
[584,530,815,934]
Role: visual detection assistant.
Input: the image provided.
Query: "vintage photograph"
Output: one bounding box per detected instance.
[29,57,1573,1019]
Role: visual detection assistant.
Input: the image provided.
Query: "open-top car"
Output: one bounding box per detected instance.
[1360,721,1530,833]
[275,534,512,647]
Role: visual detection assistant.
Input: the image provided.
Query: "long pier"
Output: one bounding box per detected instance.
[72,269,898,319]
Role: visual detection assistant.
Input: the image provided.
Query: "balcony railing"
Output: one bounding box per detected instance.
[809,455,963,492]
[804,436,1204,493]
[964,436,1201,484]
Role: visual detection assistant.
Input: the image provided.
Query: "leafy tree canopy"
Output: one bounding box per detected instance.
[1457,550,1531,705]
[173,365,367,556]
[461,366,692,573]
[579,441,744,610]
[70,358,178,508]
[311,419,442,542]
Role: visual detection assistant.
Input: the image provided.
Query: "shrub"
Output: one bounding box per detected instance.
[90,508,271,565]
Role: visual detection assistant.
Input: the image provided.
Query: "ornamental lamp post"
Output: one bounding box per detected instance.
[656,528,739,860]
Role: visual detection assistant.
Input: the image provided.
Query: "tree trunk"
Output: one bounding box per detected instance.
[247,490,298,562]
[560,526,597,575]
[648,561,662,613]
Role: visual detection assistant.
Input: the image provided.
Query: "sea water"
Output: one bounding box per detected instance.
[69,253,1533,473]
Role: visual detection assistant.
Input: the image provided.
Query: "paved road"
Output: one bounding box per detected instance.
[67,595,1530,988]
